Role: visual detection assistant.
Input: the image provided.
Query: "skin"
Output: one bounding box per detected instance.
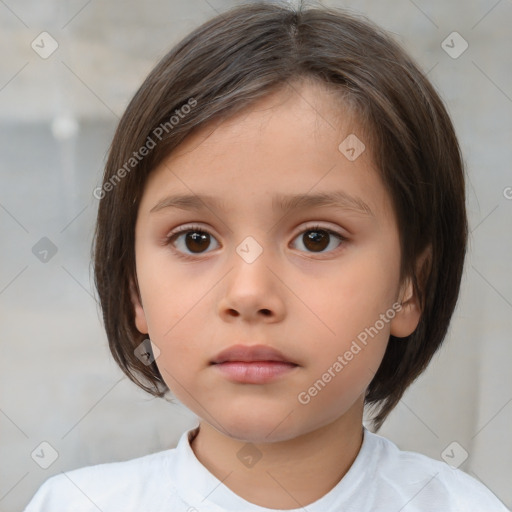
[131,79,422,509]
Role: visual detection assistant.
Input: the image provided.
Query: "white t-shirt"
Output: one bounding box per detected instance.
[24,427,509,511]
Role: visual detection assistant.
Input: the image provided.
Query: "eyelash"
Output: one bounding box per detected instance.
[165,223,347,261]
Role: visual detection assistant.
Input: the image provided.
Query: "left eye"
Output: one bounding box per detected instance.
[290,226,345,253]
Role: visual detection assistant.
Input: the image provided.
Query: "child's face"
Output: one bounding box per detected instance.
[132,81,419,442]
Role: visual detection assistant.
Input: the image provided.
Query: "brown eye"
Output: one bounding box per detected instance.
[291,226,345,254]
[168,227,220,256]
[184,231,211,253]
[303,230,330,252]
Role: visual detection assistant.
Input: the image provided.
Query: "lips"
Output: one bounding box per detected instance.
[211,344,296,364]
[210,344,299,384]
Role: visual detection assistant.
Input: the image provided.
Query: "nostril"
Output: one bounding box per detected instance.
[260,309,271,316]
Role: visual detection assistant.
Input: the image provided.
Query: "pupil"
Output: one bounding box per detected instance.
[186,231,210,253]
[304,230,328,252]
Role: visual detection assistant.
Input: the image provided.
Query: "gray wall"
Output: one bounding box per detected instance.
[1,1,511,510]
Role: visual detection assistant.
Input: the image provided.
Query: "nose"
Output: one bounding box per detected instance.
[218,248,286,324]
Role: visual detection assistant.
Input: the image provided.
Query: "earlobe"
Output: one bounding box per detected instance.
[130,278,149,334]
[390,277,422,338]
[390,246,432,339]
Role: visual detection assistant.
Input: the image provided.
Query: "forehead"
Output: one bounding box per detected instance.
[139,80,393,224]
[168,79,363,162]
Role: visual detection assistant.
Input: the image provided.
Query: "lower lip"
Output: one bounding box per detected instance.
[212,361,298,384]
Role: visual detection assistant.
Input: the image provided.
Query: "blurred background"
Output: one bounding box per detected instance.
[1,0,511,510]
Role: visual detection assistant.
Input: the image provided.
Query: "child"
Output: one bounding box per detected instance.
[25,1,509,510]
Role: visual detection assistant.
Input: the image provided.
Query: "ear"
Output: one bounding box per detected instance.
[130,278,149,334]
[390,246,432,338]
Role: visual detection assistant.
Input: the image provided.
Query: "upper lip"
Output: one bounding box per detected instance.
[210,344,297,365]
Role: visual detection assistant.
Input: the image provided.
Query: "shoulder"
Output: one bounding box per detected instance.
[364,431,509,511]
[24,448,176,511]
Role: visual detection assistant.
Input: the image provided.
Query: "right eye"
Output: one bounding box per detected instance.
[166,225,220,258]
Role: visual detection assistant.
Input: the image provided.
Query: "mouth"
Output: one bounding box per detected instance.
[210,344,299,384]
[211,344,297,364]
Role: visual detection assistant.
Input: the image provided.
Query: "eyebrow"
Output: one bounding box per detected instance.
[150,191,374,217]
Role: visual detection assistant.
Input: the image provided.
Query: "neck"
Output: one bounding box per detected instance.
[190,400,365,509]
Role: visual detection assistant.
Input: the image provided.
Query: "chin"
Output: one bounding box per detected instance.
[215,409,310,444]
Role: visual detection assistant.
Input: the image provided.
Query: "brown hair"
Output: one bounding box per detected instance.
[92,1,467,431]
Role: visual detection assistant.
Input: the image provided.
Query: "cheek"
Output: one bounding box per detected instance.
[295,321,390,427]
[306,250,399,337]
[135,261,205,370]
[297,247,399,386]
[136,249,204,335]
